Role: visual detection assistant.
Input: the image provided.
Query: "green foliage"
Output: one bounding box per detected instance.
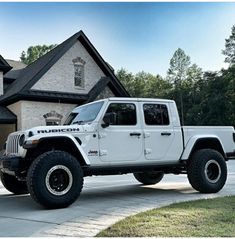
[167,48,191,85]
[117,68,172,99]
[166,49,202,125]
[116,53,234,126]
[20,44,57,65]
[222,25,235,65]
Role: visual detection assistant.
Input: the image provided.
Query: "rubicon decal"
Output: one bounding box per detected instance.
[37,128,80,133]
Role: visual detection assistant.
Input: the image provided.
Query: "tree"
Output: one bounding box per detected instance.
[20,44,57,65]
[222,25,235,65]
[167,48,191,124]
[116,69,172,98]
[182,64,203,125]
[144,73,172,98]
[167,48,191,86]
[116,68,135,97]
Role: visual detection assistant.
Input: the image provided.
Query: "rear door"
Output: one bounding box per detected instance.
[141,102,176,162]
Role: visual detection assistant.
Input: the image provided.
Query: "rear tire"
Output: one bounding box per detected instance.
[187,149,227,193]
[133,171,164,185]
[0,171,28,194]
[27,150,83,209]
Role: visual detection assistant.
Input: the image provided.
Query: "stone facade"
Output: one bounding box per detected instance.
[96,86,115,100]
[0,72,3,96]
[32,41,105,94]
[8,101,77,130]
[0,32,128,144]
[7,101,22,129]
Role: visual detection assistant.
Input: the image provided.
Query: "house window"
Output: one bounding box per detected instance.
[73,57,86,88]
[43,111,63,126]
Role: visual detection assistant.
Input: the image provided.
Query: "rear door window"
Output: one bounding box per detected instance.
[143,104,169,125]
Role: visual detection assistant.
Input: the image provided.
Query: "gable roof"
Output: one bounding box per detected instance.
[4,69,24,82]
[4,59,26,82]
[6,59,26,70]
[0,55,12,74]
[0,31,129,105]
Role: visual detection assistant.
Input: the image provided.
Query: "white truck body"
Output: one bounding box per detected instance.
[1,97,235,208]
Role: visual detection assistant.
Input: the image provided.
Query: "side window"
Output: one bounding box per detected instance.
[104,103,137,125]
[72,57,86,88]
[143,104,169,125]
[74,64,84,87]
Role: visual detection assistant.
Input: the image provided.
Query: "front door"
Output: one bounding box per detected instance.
[98,102,143,163]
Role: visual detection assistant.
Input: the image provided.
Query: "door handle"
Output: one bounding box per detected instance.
[161,132,171,136]
[130,132,141,136]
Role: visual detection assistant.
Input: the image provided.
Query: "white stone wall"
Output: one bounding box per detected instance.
[7,101,22,130]
[8,101,77,130]
[0,72,3,95]
[32,41,105,94]
[95,86,115,100]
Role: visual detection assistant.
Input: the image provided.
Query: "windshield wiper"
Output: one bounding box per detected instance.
[72,120,85,125]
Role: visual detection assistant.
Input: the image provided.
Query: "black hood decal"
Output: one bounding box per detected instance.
[37,128,80,134]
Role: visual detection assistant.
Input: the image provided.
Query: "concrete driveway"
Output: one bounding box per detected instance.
[0,160,235,237]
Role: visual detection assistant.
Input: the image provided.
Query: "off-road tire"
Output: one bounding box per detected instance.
[0,171,28,194]
[27,150,83,209]
[133,171,164,185]
[187,149,227,193]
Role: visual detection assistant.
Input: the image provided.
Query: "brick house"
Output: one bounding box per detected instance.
[0,31,129,149]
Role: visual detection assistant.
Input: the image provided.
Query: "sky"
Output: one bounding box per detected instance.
[0,2,235,77]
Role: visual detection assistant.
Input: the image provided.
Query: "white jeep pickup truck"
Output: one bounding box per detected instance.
[0,98,235,208]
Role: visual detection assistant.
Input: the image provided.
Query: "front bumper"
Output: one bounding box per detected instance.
[0,155,21,172]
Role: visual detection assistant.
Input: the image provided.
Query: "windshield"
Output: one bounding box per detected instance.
[63,101,104,125]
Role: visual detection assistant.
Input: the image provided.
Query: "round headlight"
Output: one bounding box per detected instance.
[19,134,25,146]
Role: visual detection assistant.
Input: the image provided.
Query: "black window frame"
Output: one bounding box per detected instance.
[143,103,170,126]
[104,102,137,126]
[74,63,85,88]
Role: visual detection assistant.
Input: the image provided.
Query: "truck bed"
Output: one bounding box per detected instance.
[182,126,235,157]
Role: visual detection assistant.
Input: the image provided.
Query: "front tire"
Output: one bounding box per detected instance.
[187,149,227,193]
[133,171,164,185]
[0,171,28,194]
[27,150,83,209]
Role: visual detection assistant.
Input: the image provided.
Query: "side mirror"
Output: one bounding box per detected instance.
[101,112,117,128]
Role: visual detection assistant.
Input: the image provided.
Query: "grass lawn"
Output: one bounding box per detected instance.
[97,196,235,237]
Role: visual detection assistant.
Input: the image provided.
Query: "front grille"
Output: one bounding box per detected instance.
[6,134,21,154]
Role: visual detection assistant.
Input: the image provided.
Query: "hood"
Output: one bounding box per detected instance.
[23,124,96,138]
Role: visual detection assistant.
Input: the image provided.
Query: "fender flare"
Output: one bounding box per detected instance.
[24,134,90,165]
[181,135,226,160]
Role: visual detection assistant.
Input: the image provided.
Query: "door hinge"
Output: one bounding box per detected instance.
[144,148,152,155]
[99,150,108,156]
[98,133,107,139]
[144,132,150,138]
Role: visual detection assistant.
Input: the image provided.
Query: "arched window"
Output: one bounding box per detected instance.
[43,111,63,126]
[72,57,86,88]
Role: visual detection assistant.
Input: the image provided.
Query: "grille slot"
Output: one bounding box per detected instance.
[6,134,21,154]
